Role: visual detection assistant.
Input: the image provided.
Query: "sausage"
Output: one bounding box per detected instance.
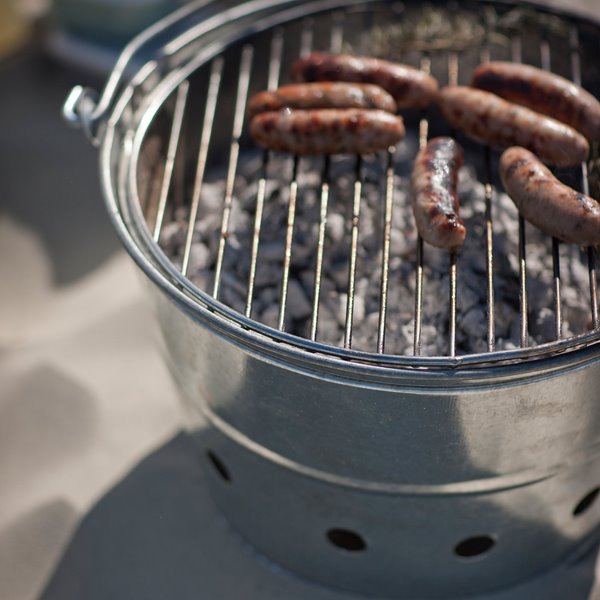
[291,52,438,109]
[247,82,397,119]
[500,146,600,246]
[249,108,405,155]
[437,86,589,167]
[411,137,466,250]
[471,61,600,142]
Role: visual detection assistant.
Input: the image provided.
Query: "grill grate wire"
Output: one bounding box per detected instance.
[570,25,600,330]
[539,37,563,341]
[479,38,496,353]
[412,54,431,357]
[212,45,254,299]
[181,57,223,276]
[153,80,189,242]
[509,35,530,348]
[245,30,284,319]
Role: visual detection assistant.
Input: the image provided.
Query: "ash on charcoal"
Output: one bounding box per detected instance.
[160,149,595,358]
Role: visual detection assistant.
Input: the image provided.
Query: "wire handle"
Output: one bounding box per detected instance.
[62,85,101,145]
[60,0,223,145]
[61,0,370,145]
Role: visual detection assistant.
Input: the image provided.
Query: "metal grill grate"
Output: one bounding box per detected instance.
[143,1,600,359]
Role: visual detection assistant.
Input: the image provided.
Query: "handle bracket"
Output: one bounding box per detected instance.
[63,85,102,146]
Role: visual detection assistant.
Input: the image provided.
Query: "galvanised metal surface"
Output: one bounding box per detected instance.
[65,0,600,596]
[151,281,600,597]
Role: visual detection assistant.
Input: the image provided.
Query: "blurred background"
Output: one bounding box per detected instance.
[1,1,600,599]
[0,2,184,599]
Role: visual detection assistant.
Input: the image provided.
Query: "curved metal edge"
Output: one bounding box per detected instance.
[202,401,600,496]
[61,0,356,142]
[99,0,600,381]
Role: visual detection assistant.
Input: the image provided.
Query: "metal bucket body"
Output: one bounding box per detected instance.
[64,0,600,595]
[151,282,600,597]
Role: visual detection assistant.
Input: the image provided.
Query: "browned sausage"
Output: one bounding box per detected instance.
[411,137,466,250]
[471,61,600,142]
[437,86,589,167]
[249,108,405,155]
[500,147,600,246]
[291,52,438,109]
[247,82,397,119]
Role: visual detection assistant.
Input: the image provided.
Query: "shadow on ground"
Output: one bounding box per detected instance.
[40,431,600,600]
[0,48,120,286]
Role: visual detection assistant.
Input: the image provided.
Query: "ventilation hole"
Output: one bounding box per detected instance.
[206,450,231,482]
[454,535,495,558]
[327,528,367,552]
[573,487,600,517]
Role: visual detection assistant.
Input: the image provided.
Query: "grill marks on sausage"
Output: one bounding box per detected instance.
[246,82,397,119]
[250,108,405,155]
[411,137,466,250]
[291,52,438,109]
[437,86,589,167]
[472,62,600,142]
[502,157,529,181]
[247,53,440,155]
[500,146,600,246]
[575,192,597,216]
[247,76,405,155]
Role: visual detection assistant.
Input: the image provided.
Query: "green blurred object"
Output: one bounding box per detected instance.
[52,0,179,45]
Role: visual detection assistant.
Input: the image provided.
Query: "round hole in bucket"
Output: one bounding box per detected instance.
[206,450,231,482]
[454,535,495,558]
[327,528,367,552]
[573,487,600,517]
